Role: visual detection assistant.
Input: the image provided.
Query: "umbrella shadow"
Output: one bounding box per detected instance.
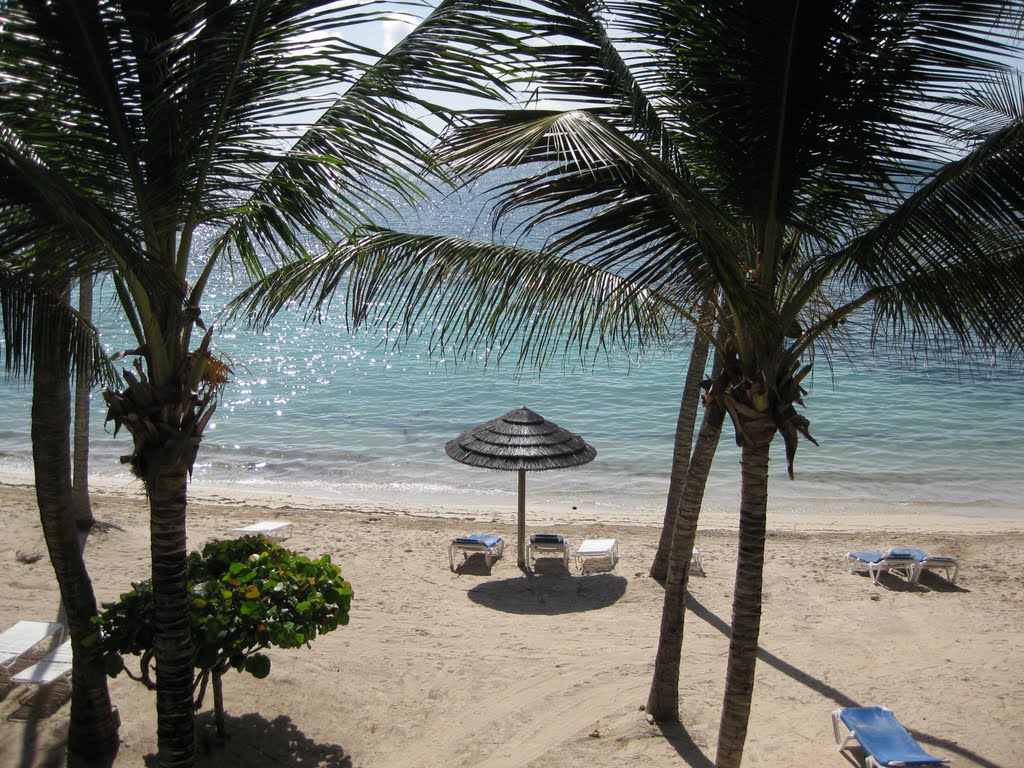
[143,712,355,767]
[467,572,627,615]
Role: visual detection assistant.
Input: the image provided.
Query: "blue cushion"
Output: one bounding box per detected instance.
[454,534,502,547]
[531,533,564,544]
[838,707,946,766]
[848,551,884,563]
[886,548,924,560]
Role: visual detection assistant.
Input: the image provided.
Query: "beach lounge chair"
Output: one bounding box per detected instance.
[691,547,705,576]
[574,538,619,574]
[0,620,64,684]
[902,548,960,585]
[845,549,919,585]
[12,639,73,688]
[448,534,505,571]
[527,533,569,570]
[231,520,293,542]
[832,706,949,767]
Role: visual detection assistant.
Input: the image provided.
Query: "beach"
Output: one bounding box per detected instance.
[1,475,1022,768]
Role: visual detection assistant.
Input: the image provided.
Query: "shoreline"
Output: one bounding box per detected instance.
[3,469,1023,534]
[1,477,1022,767]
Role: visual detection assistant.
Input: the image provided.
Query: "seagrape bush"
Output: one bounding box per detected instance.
[91,535,353,734]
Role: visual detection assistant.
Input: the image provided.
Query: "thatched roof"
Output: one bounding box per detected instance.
[445,406,596,472]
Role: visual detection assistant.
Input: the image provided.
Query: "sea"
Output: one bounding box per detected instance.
[2,181,1023,522]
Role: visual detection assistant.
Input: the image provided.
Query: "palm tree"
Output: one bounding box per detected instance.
[0,2,532,765]
[233,3,1024,766]
[1,267,121,760]
[73,275,95,530]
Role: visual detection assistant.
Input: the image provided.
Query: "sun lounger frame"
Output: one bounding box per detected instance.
[832,706,949,768]
[12,639,73,687]
[0,620,65,684]
[690,547,704,576]
[904,549,960,585]
[845,550,919,585]
[231,520,294,542]
[449,534,505,570]
[527,533,570,570]
[574,538,619,574]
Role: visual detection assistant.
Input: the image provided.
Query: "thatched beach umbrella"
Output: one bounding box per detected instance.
[445,406,596,569]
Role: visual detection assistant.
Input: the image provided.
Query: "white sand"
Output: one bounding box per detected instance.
[1,475,1022,767]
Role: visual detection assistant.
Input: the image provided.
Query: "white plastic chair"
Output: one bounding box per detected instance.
[691,547,704,576]
[231,520,294,542]
[12,639,73,687]
[574,538,619,574]
[0,620,64,684]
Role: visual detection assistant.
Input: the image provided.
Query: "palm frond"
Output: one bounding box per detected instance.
[1,265,119,387]
[230,226,681,370]
[831,88,1024,353]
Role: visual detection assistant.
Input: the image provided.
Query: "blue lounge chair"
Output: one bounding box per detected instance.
[901,548,960,585]
[845,549,919,585]
[448,534,505,571]
[832,707,949,767]
[527,533,569,570]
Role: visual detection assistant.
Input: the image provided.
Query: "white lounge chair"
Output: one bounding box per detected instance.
[574,538,619,574]
[691,547,704,576]
[527,533,569,570]
[0,620,64,684]
[845,549,919,585]
[231,520,293,542]
[904,548,960,585]
[832,706,949,767]
[449,534,505,571]
[12,639,73,688]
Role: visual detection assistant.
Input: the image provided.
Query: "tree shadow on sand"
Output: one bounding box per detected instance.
[686,595,1000,768]
[467,572,627,615]
[655,721,715,768]
[143,712,355,768]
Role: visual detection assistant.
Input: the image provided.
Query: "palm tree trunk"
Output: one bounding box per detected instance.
[714,423,774,768]
[72,274,94,529]
[31,303,120,761]
[649,329,710,582]
[147,459,196,768]
[646,395,725,720]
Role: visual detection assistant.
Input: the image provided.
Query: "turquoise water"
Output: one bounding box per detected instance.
[2,188,1023,519]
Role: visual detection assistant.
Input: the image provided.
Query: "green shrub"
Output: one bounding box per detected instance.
[91,535,353,734]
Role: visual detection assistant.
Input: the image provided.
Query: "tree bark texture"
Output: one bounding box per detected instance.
[649,330,710,582]
[714,423,774,768]
[31,312,120,761]
[148,460,196,768]
[72,274,94,528]
[646,397,725,720]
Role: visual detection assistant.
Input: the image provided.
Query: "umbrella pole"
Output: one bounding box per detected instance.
[517,469,526,569]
